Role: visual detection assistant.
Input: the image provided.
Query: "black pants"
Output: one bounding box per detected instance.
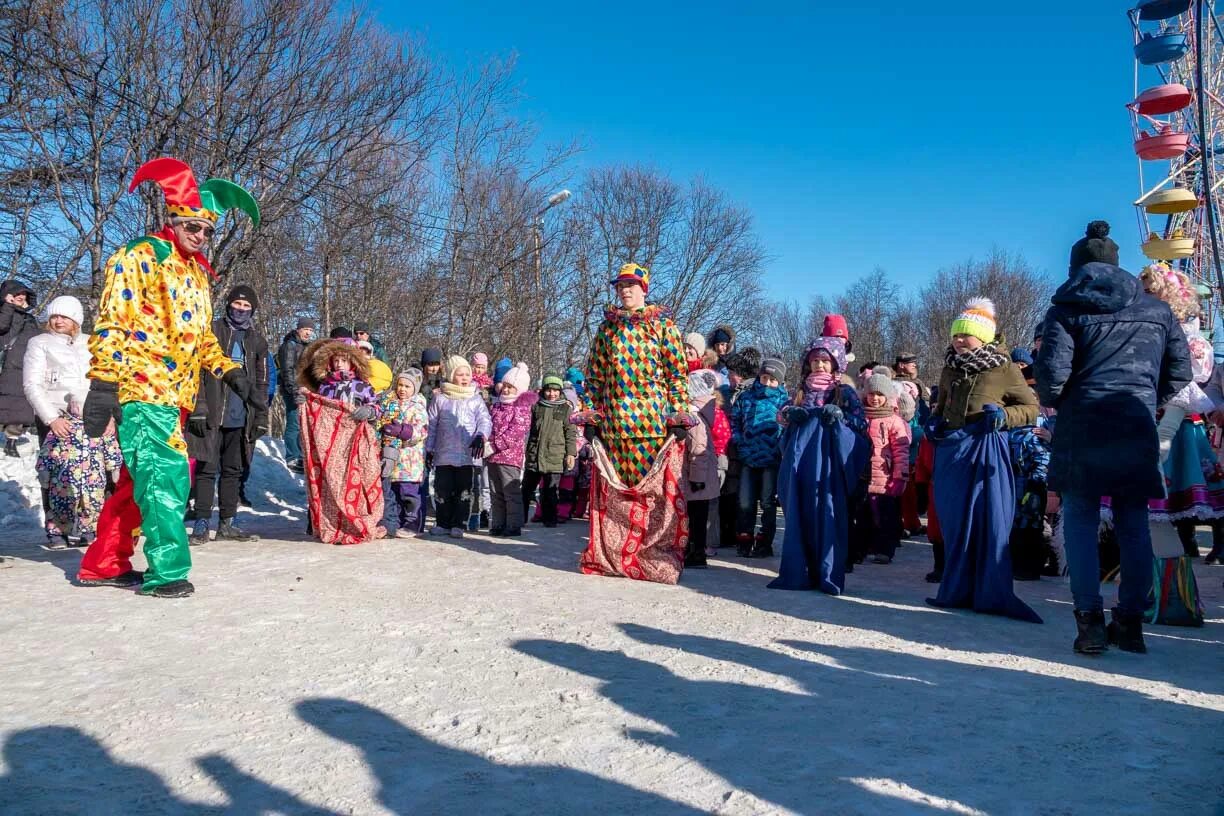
[686,499,710,562]
[194,427,247,521]
[852,494,901,560]
[718,490,738,548]
[522,469,559,524]
[35,418,50,512]
[434,465,475,530]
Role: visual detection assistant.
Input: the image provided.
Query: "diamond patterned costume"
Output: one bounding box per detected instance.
[585,303,687,483]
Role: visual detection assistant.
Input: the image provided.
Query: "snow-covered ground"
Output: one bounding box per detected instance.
[1,442,1222,815]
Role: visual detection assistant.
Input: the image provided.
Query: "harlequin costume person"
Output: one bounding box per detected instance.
[577,263,694,584]
[76,157,262,598]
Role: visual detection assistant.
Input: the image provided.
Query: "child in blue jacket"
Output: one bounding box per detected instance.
[731,358,790,556]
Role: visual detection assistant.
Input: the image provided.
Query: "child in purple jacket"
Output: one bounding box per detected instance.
[486,362,536,537]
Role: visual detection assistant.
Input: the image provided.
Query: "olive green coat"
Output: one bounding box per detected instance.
[934,358,1038,430]
[525,399,577,473]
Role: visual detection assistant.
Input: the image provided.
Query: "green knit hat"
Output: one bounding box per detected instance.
[949,297,998,344]
[541,373,564,390]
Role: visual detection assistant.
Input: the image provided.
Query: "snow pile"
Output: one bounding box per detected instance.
[0,435,43,532]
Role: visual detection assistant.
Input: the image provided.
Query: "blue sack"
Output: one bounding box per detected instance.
[769,414,870,595]
[927,417,1043,623]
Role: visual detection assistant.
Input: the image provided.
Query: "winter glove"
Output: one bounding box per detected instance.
[689,481,706,494]
[820,404,843,427]
[223,368,252,403]
[397,424,414,442]
[82,380,121,439]
[381,445,399,479]
[187,415,209,438]
[350,404,377,423]
[981,403,1006,432]
[784,406,810,426]
[469,433,486,459]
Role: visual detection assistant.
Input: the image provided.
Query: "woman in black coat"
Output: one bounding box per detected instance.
[0,280,40,456]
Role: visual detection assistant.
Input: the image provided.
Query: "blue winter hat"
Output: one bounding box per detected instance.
[565,366,584,384]
[1010,347,1034,367]
[493,356,513,384]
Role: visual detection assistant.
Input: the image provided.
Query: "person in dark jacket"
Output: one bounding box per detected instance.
[0,280,40,456]
[1035,261,1192,655]
[354,323,388,363]
[187,285,270,544]
[731,358,790,556]
[522,373,577,527]
[276,317,316,471]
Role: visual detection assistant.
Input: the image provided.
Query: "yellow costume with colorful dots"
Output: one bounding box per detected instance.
[90,237,237,409]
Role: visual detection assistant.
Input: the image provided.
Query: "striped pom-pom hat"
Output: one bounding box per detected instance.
[949,297,997,344]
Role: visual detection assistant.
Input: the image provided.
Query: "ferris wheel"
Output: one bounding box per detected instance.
[1130,0,1224,312]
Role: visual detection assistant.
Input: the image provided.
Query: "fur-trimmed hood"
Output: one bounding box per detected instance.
[297,339,371,392]
[708,323,736,351]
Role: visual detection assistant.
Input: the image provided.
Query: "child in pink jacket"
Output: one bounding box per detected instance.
[487,363,536,537]
[856,369,911,564]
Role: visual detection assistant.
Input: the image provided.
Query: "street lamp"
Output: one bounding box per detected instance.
[534,189,572,380]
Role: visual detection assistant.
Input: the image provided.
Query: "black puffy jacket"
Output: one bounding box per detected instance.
[1035,262,1192,499]
[0,280,39,427]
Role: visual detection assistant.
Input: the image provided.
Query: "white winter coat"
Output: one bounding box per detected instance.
[22,330,93,425]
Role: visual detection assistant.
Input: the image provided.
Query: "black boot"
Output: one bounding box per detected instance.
[238,488,252,508]
[749,533,773,558]
[479,510,490,529]
[79,569,144,587]
[148,579,195,599]
[735,533,753,557]
[1106,608,1147,654]
[45,530,69,550]
[216,518,259,542]
[1073,610,1108,655]
[1176,520,1199,558]
[4,438,18,458]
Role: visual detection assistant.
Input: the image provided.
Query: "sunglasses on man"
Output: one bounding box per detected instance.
[180,222,216,238]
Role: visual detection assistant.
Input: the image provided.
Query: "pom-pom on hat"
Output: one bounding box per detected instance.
[950,297,998,344]
[609,262,650,293]
[1068,220,1119,270]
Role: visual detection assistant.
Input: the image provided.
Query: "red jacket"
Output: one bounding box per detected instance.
[711,404,731,457]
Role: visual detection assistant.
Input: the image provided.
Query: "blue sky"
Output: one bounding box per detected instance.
[375,1,1148,301]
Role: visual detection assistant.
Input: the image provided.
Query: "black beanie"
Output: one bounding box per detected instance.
[421,347,443,366]
[330,326,353,339]
[226,284,258,311]
[1069,220,1120,270]
[353,322,370,334]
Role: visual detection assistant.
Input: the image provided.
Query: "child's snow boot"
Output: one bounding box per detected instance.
[189,520,210,546]
[735,533,753,557]
[1107,608,1147,654]
[1072,610,1107,655]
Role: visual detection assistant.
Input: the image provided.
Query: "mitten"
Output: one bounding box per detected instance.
[820,404,843,426]
[469,433,486,458]
[981,403,1006,432]
[350,404,377,422]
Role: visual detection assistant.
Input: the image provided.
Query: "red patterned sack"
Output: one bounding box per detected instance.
[301,393,385,545]
[579,437,688,583]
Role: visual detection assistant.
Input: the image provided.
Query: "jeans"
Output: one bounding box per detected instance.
[193,426,247,521]
[1062,492,1153,616]
[281,393,301,462]
[736,465,778,543]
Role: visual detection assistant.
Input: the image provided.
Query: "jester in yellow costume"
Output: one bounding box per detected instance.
[77,158,262,598]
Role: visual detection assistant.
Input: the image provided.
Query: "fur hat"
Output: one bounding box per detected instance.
[760,357,787,382]
[299,339,371,391]
[688,369,719,401]
[804,337,848,374]
[1069,220,1120,270]
[397,368,423,394]
[950,297,998,344]
[684,332,707,357]
[501,362,531,394]
[471,352,489,367]
[45,295,83,327]
[444,355,471,382]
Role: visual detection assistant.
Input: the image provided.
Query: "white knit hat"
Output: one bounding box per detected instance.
[501,362,531,394]
[46,295,83,327]
[684,332,707,357]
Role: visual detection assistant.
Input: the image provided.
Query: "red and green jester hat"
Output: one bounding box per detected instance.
[80,157,262,598]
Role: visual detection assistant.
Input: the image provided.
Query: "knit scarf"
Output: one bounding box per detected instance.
[538,397,568,408]
[865,404,895,420]
[945,344,1008,385]
[441,381,476,399]
[801,372,837,409]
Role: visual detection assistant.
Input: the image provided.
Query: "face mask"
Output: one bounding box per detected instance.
[227,305,253,326]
